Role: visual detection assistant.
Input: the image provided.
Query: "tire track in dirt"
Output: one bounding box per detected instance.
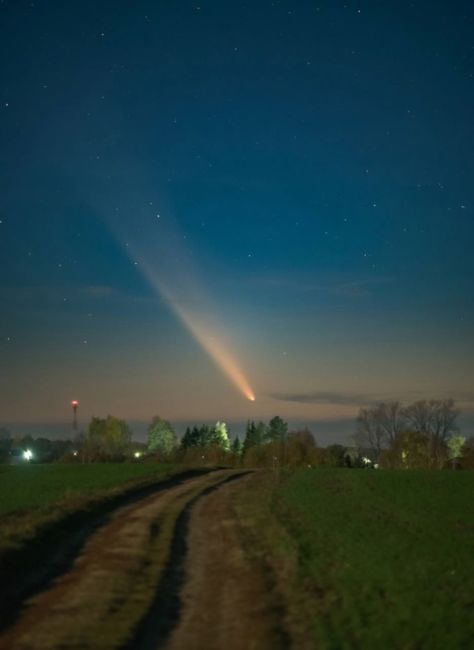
[0,468,213,633]
[124,472,254,650]
[0,470,243,650]
[133,474,288,650]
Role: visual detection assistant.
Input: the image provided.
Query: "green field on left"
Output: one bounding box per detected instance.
[0,463,177,516]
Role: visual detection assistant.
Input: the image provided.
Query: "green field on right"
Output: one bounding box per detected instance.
[238,469,474,649]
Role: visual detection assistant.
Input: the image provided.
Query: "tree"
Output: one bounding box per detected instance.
[231,435,243,455]
[403,399,459,442]
[210,421,230,451]
[181,424,218,449]
[32,437,53,462]
[86,415,132,458]
[322,444,347,467]
[181,427,194,449]
[404,399,458,467]
[354,402,406,460]
[447,434,466,469]
[379,430,431,469]
[147,416,178,455]
[460,436,474,469]
[286,429,320,467]
[243,420,267,453]
[265,416,288,443]
[0,428,12,462]
[181,425,204,448]
[198,425,213,447]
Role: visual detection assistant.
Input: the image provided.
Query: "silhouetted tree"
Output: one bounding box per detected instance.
[354,402,406,460]
[323,444,347,467]
[83,415,132,460]
[0,428,12,463]
[403,399,459,442]
[460,436,474,469]
[265,416,288,443]
[243,420,267,453]
[231,435,243,455]
[181,426,200,448]
[286,429,320,467]
[404,399,458,467]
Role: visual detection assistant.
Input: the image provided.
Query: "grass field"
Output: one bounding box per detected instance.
[0,463,176,516]
[236,469,474,649]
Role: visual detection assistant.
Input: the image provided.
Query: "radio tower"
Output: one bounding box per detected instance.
[71,400,79,431]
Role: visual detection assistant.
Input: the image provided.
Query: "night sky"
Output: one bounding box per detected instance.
[1,1,473,441]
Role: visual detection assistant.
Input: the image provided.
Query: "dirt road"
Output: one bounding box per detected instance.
[0,470,286,650]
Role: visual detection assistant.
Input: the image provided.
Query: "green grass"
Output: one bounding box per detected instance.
[237,469,474,649]
[0,463,176,516]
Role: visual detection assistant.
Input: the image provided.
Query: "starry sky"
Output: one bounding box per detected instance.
[1,1,473,441]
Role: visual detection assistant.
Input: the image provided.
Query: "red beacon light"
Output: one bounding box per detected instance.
[71,400,79,430]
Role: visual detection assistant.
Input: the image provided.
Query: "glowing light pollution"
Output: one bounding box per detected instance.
[139,260,256,402]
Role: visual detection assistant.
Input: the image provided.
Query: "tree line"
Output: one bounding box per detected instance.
[354,398,473,469]
[2,398,473,469]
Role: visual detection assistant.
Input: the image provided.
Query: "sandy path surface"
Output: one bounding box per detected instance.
[164,475,287,650]
[0,470,235,650]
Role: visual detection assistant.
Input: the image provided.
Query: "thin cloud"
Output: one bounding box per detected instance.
[250,272,392,298]
[269,391,376,406]
[270,390,474,408]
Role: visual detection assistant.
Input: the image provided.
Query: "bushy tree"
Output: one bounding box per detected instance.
[447,434,466,469]
[82,415,132,460]
[286,429,321,467]
[322,444,347,467]
[210,421,230,451]
[379,431,432,469]
[148,416,178,455]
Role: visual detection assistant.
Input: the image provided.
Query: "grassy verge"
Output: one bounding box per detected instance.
[0,463,178,516]
[235,469,474,649]
[0,463,182,557]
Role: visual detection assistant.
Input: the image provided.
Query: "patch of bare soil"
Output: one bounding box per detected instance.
[0,470,235,650]
[163,476,288,650]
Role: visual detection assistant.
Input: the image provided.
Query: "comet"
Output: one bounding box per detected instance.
[95,176,256,402]
[139,260,256,402]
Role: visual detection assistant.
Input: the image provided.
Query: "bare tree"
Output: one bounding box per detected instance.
[430,399,460,441]
[354,402,406,459]
[375,402,406,443]
[355,398,459,467]
[402,399,459,468]
[354,408,384,460]
[403,399,459,442]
